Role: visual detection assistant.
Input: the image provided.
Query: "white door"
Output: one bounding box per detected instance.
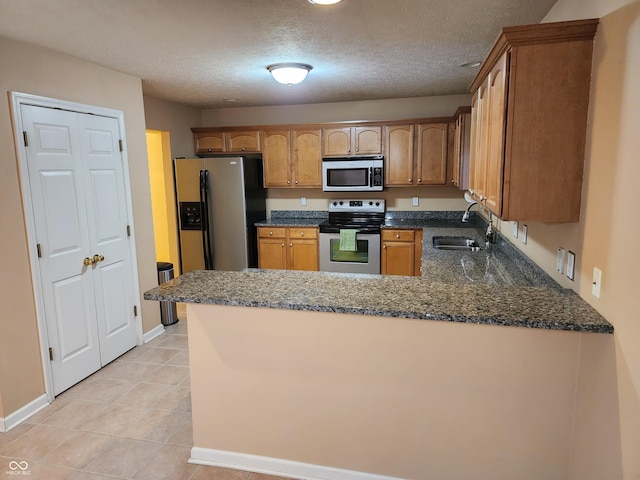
[21,104,137,395]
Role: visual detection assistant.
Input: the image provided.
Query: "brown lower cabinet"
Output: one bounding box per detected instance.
[257,227,318,271]
[381,229,423,276]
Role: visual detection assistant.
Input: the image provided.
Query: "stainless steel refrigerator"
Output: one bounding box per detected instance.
[174,156,266,274]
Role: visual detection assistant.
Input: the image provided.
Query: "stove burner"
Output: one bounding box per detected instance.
[320,198,385,234]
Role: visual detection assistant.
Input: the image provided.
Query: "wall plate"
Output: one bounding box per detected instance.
[566,251,575,281]
[512,221,518,238]
[521,224,528,244]
[592,267,602,298]
[556,247,565,273]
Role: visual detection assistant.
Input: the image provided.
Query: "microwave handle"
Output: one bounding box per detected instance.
[369,167,373,187]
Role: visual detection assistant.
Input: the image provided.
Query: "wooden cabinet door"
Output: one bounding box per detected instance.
[353,126,382,154]
[226,131,261,152]
[287,228,318,271]
[382,242,415,276]
[288,240,318,271]
[195,131,224,153]
[470,79,489,202]
[262,130,292,187]
[323,128,351,156]
[484,52,508,216]
[258,238,287,269]
[257,227,287,269]
[292,129,322,187]
[381,229,421,276]
[416,123,448,185]
[384,124,414,186]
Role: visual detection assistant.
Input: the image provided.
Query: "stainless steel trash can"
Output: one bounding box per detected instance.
[157,262,178,326]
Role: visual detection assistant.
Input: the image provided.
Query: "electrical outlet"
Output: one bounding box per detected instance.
[521,224,528,244]
[557,247,565,273]
[412,197,419,207]
[512,221,518,238]
[592,267,602,298]
[566,251,575,281]
[300,196,307,206]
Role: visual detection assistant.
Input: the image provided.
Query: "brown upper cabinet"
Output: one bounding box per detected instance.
[384,124,414,186]
[415,123,448,185]
[468,19,598,222]
[262,129,322,188]
[323,126,382,156]
[384,122,449,186]
[449,107,471,190]
[194,129,261,154]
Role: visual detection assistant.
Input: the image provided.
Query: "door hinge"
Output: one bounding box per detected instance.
[119,139,123,152]
[36,243,42,258]
[49,347,54,361]
[133,305,138,317]
[23,131,29,147]
[126,225,131,237]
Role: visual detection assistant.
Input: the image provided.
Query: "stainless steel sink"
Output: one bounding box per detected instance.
[432,236,482,251]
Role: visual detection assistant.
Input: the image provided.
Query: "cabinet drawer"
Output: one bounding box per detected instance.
[288,227,318,239]
[258,227,286,238]
[382,229,415,242]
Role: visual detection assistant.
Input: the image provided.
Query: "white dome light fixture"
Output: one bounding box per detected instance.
[308,0,342,4]
[267,63,313,85]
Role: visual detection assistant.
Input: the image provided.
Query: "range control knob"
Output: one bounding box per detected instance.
[333,201,338,206]
[339,201,344,205]
[375,201,380,206]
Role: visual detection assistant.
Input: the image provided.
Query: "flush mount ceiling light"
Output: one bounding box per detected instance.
[267,63,313,85]
[308,0,342,4]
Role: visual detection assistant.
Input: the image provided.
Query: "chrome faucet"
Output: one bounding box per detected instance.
[461,201,477,222]
[485,214,496,245]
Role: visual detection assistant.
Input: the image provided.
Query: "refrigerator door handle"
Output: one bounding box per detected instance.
[199,170,211,269]
[202,170,215,269]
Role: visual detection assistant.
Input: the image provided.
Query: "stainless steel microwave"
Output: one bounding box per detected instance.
[322,155,384,192]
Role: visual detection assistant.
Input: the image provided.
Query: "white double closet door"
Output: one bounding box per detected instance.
[21,104,137,396]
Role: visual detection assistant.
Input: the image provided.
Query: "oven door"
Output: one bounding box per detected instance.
[319,232,381,274]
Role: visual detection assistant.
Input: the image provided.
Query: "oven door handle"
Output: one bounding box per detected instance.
[369,167,373,188]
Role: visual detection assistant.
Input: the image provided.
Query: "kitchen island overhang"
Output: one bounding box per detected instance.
[144,269,613,480]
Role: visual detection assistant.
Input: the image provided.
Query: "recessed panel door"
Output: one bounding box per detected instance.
[21,105,101,395]
[21,104,137,395]
[80,114,136,365]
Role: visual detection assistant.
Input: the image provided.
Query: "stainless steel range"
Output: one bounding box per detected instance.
[319,199,385,274]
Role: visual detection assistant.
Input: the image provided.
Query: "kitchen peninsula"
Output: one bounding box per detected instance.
[144,220,612,480]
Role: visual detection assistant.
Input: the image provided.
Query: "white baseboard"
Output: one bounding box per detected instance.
[189,447,405,480]
[143,323,165,343]
[0,394,49,432]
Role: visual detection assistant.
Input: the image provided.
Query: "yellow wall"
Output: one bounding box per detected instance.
[147,131,171,261]
[0,36,160,417]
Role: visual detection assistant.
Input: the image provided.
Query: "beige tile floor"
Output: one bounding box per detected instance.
[0,308,287,480]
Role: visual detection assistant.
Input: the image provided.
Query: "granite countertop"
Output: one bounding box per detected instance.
[144,269,612,333]
[144,210,612,334]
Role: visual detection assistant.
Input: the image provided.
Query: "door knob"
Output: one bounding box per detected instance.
[92,254,105,263]
[83,257,93,266]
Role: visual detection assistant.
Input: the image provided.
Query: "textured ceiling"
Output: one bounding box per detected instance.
[0,0,558,109]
